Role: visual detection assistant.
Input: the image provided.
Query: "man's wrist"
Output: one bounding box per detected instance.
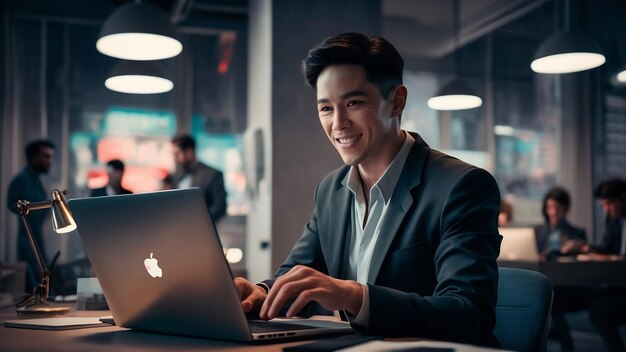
[346,281,364,316]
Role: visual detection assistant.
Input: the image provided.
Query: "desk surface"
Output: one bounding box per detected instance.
[499,258,626,287]
[0,305,312,352]
[0,304,507,352]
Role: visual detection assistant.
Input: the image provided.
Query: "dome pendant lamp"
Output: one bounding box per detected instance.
[105,60,173,94]
[97,1,183,61]
[428,0,482,111]
[531,0,604,74]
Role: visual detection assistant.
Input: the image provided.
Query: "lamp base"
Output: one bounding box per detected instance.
[16,304,70,316]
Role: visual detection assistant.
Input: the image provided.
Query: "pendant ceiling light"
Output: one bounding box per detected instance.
[427,78,482,110]
[428,0,482,111]
[530,0,604,74]
[105,60,173,94]
[97,1,183,61]
[617,70,626,83]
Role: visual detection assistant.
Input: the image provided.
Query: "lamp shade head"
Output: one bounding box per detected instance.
[105,60,173,94]
[97,2,183,60]
[51,190,76,234]
[531,30,605,74]
[427,78,483,111]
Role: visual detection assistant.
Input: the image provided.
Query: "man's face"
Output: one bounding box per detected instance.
[546,198,567,224]
[599,198,624,220]
[107,167,123,186]
[172,145,193,168]
[316,64,399,169]
[31,147,54,174]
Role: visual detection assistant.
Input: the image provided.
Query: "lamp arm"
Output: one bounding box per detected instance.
[15,200,53,307]
[16,199,53,214]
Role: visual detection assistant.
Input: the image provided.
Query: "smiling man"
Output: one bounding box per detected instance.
[235,32,502,346]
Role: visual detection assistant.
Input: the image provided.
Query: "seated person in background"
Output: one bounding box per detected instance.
[588,178,626,352]
[91,159,132,197]
[234,32,502,346]
[533,186,586,258]
[593,178,626,255]
[498,199,513,227]
[534,187,591,350]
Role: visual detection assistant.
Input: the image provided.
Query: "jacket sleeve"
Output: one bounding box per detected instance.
[360,168,502,346]
[261,183,330,317]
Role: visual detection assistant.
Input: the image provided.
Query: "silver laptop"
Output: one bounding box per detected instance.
[68,188,352,342]
[498,227,540,262]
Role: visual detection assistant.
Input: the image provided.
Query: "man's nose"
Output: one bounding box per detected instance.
[332,109,350,130]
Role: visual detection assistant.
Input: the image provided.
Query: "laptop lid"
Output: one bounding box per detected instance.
[497,227,540,262]
[69,188,350,342]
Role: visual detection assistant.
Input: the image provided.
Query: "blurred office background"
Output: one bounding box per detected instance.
[0,1,625,348]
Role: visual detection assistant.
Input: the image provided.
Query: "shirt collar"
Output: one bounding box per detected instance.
[347,131,415,205]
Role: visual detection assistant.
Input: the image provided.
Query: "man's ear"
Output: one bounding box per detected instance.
[390,85,407,118]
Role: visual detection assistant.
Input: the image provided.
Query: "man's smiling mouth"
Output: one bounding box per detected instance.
[336,135,362,144]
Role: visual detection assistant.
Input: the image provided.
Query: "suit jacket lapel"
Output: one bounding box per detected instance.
[327,175,352,278]
[367,132,430,283]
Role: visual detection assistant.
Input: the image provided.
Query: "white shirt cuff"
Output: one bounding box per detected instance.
[255,282,270,293]
[351,284,369,326]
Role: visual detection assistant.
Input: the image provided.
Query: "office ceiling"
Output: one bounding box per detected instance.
[382,0,551,59]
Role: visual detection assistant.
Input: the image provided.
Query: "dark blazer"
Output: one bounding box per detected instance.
[533,220,586,254]
[264,132,502,346]
[172,162,227,221]
[90,186,132,197]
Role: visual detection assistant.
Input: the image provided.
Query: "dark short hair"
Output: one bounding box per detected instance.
[594,179,626,201]
[171,134,195,151]
[106,159,125,171]
[542,186,571,223]
[302,32,404,98]
[25,139,55,160]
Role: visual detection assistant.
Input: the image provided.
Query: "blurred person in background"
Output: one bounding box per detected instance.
[498,199,513,227]
[90,159,132,197]
[533,186,591,350]
[593,179,626,255]
[589,178,626,352]
[171,134,227,222]
[6,139,55,291]
[534,186,587,258]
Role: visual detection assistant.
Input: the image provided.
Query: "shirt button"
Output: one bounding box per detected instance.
[360,246,366,252]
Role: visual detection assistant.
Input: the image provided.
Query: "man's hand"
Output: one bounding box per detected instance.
[259,265,363,320]
[234,277,267,313]
[561,239,589,255]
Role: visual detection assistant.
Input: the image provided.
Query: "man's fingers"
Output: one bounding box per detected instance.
[286,288,322,317]
[261,266,310,317]
[241,297,253,313]
[264,279,316,320]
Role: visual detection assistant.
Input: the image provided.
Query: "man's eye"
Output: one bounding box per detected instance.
[319,106,332,112]
[347,100,363,107]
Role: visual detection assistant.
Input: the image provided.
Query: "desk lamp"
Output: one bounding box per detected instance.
[14,190,76,315]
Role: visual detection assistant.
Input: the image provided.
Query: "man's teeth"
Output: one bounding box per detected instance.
[338,135,360,144]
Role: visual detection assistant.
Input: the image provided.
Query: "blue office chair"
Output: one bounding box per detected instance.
[494,267,553,352]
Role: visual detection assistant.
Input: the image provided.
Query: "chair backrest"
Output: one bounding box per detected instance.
[494,267,553,352]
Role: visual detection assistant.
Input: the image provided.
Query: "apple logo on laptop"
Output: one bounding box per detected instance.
[144,253,163,278]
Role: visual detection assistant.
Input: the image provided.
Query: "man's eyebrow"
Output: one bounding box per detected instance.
[341,90,368,100]
[317,90,368,104]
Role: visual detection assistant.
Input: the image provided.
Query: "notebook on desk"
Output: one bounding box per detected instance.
[68,188,352,342]
[498,227,540,262]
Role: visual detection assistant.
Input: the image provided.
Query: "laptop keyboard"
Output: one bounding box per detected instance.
[247,320,316,333]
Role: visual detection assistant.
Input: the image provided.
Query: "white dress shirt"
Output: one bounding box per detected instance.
[345,131,415,325]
